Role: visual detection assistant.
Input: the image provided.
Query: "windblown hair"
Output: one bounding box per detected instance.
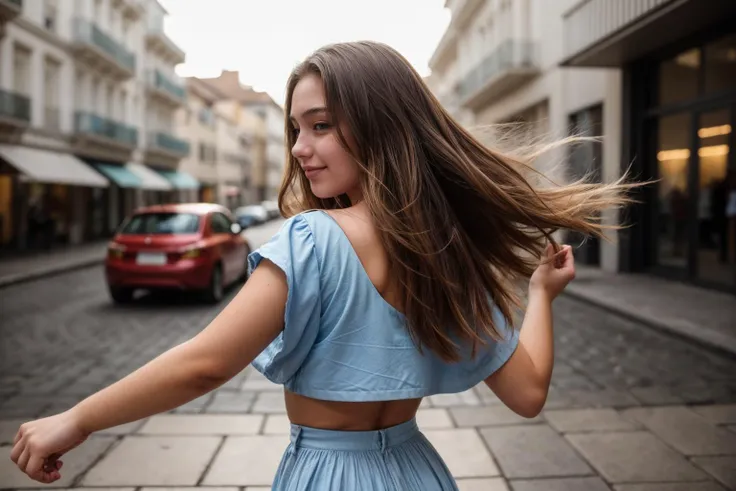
[280,41,638,362]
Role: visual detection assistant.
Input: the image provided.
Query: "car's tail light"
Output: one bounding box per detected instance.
[108,242,126,259]
[181,248,201,259]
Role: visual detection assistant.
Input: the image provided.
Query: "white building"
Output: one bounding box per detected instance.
[429,0,736,295]
[199,70,286,202]
[0,0,189,251]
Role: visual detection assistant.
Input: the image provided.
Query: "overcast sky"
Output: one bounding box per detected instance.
[158,0,450,106]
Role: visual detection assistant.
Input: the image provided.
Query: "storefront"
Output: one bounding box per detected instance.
[0,145,110,251]
[624,29,736,294]
[561,0,736,294]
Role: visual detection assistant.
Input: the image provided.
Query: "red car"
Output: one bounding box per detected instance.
[105,203,251,304]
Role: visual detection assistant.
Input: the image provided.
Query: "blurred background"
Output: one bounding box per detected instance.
[1,1,735,490]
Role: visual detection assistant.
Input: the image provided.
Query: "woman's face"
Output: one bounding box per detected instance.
[289,73,361,201]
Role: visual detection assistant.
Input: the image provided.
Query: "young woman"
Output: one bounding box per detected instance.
[11,41,633,490]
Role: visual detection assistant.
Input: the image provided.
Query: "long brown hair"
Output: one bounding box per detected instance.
[280,41,638,362]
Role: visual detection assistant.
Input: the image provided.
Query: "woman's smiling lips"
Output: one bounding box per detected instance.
[303,166,326,179]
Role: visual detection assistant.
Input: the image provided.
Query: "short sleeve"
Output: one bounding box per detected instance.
[247,215,321,384]
[465,306,520,381]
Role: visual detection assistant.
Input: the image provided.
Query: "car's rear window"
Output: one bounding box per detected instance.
[120,213,200,235]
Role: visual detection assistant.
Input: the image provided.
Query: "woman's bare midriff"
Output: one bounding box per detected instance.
[285,390,422,431]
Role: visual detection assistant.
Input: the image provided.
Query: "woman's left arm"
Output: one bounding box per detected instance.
[11,260,286,483]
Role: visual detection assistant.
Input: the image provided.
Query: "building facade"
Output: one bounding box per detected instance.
[198,70,285,202]
[429,0,736,295]
[0,0,190,253]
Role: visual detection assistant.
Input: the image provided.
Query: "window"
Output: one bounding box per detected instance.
[658,48,701,106]
[704,33,736,96]
[12,44,31,96]
[210,213,232,234]
[43,57,61,131]
[120,213,201,235]
[43,0,58,31]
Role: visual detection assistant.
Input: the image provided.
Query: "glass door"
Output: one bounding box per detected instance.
[695,107,734,287]
[654,113,693,272]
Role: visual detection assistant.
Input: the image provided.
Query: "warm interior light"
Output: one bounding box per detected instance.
[698,124,732,138]
[657,149,690,161]
[698,144,729,158]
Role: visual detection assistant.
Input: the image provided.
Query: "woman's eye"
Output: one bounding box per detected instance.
[314,122,331,131]
[291,128,300,138]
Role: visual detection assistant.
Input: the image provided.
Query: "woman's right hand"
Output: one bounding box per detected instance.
[10,410,89,484]
[529,244,576,301]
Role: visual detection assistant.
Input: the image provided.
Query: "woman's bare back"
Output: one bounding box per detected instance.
[285,205,422,430]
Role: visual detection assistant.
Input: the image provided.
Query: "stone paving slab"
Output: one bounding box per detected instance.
[543,408,641,433]
[0,435,116,489]
[416,408,455,429]
[509,476,611,491]
[613,483,728,491]
[250,393,287,414]
[202,435,290,486]
[622,406,736,456]
[567,431,708,483]
[450,406,543,427]
[81,436,221,486]
[481,425,593,479]
[139,488,239,491]
[691,456,736,490]
[138,415,263,435]
[692,404,736,425]
[424,429,500,478]
[429,390,481,407]
[457,477,509,490]
[0,418,24,444]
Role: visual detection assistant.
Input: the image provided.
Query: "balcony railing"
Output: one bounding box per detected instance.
[149,131,190,156]
[72,18,136,74]
[75,111,138,147]
[149,69,186,102]
[146,24,185,63]
[0,89,31,124]
[456,39,539,103]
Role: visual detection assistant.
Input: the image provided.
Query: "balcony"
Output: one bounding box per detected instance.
[146,25,185,65]
[145,131,190,167]
[456,39,540,111]
[0,0,22,22]
[146,69,186,107]
[74,111,138,149]
[0,88,31,130]
[561,0,736,67]
[71,18,136,80]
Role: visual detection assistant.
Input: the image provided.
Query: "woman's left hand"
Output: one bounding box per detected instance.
[10,410,89,484]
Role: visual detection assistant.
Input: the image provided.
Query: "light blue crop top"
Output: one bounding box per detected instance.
[247,210,520,402]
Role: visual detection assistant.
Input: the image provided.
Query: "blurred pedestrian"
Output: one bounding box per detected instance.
[10,41,637,490]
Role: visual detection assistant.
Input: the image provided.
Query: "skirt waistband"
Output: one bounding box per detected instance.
[289,418,420,452]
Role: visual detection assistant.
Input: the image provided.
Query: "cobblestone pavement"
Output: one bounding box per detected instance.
[1,219,735,490]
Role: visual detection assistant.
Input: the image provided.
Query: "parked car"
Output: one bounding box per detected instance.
[105,203,251,304]
[234,205,269,226]
[261,200,281,220]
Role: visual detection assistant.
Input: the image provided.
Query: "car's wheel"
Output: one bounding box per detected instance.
[109,287,134,304]
[204,263,224,303]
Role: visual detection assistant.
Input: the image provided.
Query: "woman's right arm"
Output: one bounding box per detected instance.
[484,245,574,418]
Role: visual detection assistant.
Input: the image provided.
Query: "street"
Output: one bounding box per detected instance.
[1,219,735,490]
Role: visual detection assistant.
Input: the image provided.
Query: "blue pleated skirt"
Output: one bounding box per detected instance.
[272,418,458,490]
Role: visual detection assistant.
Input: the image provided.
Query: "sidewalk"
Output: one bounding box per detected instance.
[0,241,108,289]
[565,266,736,357]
